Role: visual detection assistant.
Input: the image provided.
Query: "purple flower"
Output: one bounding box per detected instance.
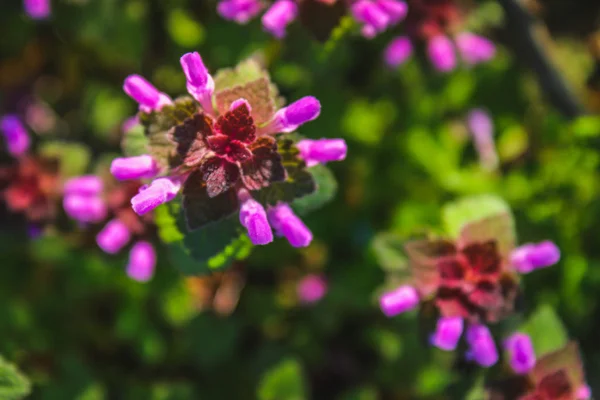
[511,241,560,274]
[24,0,50,20]
[375,0,407,25]
[262,0,298,38]
[96,218,131,254]
[64,175,104,197]
[63,194,107,223]
[351,0,390,39]
[384,36,413,68]
[131,177,181,216]
[180,52,215,114]
[466,108,498,171]
[1,115,30,157]
[238,190,273,245]
[217,0,263,24]
[466,324,498,367]
[577,384,592,400]
[297,274,327,304]
[110,155,159,181]
[427,35,456,72]
[126,241,156,282]
[296,138,347,167]
[262,96,321,134]
[379,285,419,317]
[456,32,496,66]
[267,202,312,247]
[430,317,463,351]
[504,332,536,374]
[123,75,172,113]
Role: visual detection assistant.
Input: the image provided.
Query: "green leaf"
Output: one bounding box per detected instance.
[122,123,149,157]
[442,194,512,239]
[458,212,515,260]
[370,232,408,272]
[257,359,307,400]
[0,356,31,400]
[571,115,600,138]
[292,164,337,215]
[138,96,198,169]
[166,8,205,48]
[39,141,91,178]
[252,138,316,207]
[520,305,568,356]
[214,58,269,92]
[154,204,185,244]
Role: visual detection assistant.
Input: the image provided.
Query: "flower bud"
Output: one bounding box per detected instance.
[180,52,215,113]
[64,175,104,197]
[351,0,390,39]
[430,317,463,351]
[427,35,457,72]
[297,274,327,304]
[217,0,262,24]
[131,177,181,216]
[123,75,171,112]
[24,0,50,19]
[267,203,312,247]
[379,285,419,317]
[375,0,407,25]
[466,324,498,367]
[511,241,560,274]
[456,32,496,66]
[263,96,321,134]
[384,36,413,68]
[127,241,156,282]
[504,333,536,374]
[110,155,159,181]
[262,0,298,39]
[96,218,131,254]
[63,195,107,223]
[296,138,347,167]
[1,115,30,157]
[239,192,273,245]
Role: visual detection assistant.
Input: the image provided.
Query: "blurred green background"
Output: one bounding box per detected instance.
[1,0,600,398]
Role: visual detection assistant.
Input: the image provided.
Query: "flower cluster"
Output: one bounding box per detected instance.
[379,214,560,367]
[491,339,591,400]
[118,51,346,248]
[384,0,495,71]
[23,0,51,19]
[63,175,157,282]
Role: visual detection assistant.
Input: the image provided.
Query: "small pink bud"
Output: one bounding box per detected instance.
[465,324,498,367]
[511,241,560,274]
[127,241,156,282]
[504,333,536,374]
[384,36,413,68]
[262,0,298,39]
[267,203,312,248]
[123,75,171,112]
[379,285,419,317]
[297,274,327,304]
[217,0,263,24]
[296,138,347,167]
[456,32,496,66]
[430,317,463,351]
[427,35,457,72]
[131,177,181,216]
[96,219,131,254]
[239,191,273,245]
[110,155,159,181]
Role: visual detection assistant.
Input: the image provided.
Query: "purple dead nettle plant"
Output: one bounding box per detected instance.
[217,0,407,39]
[63,173,157,282]
[117,52,346,248]
[378,209,560,368]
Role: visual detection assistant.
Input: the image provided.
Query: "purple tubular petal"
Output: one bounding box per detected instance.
[430,317,463,351]
[180,52,215,113]
[297,274,327,304]
[456,32,496,66]
[267,203,312,247]
[466,324,498,367]
[127,241,156,282]
[96,219,131,254]
[24,0,50,19]
[427,35,457,72]
[379,285,419,317]
[123,75,171,112]
[239,194,273,245]
[285,96,321,126]
[296,138,347,167]
[351,0,390,38]
[217,0,262,24]
[131,177,181,216]
[64,175,104,197]
[504,333,536,374]
[511,241,561,274]
[262,0,298,39]
[375,0,407,25]
[384,36,413,68]
[63,194,108,223]
[110,155,159,181]
[1,115,30,157]
[577,385,592,400]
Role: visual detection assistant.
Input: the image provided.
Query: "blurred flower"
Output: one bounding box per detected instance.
[1,115,30,157]
[455,32,496,66]
[465,323,498,367]
[384,36,413,68]
[351,0,407,39]
[511,241,560,274]
[427,35,456,72]
[118,50,345,249]
[297,274,327,304]
[466,108,499,171]
[504,332,536,375]
[23,0,50,20]
[262,0,298,39]
[430,316,463,351]
[217,0,263,24]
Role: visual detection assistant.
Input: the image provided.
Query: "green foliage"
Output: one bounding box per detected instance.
[0,356,31,400]
[257,359,307,400]
[39,141,91,178]
[442,194,513,239]
[520,305,569,356]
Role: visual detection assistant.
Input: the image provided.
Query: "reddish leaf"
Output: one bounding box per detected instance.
[215,78,277,126]
[468,280,502,310]
[536,371,573,400]
[171,113,213,167]
[437,256,465,285]
[227,141,253,162]
[241,136,285,191]
[435,286,475,319]
[404,239,456,296]
[461,241,502,277]
[182,170,240,231]
[206,134,231,154]
[200,157,241,198]
[215,102,256,143]
[531,342,585,394]
[206,136,253,162]
[459,212,515,262]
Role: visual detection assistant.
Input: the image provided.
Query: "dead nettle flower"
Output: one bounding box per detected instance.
[297,274,327,304]
[383,0,495,71]
[350,0,408,39]
[378,213,560,367]
[63,175,157,282]
[490,342,591,400]
[1,115,31,157]
[23,0,50,20]
[0,155,60,226]
[217,0,299,38]
[118,51,346,248]
[466,108,499,171]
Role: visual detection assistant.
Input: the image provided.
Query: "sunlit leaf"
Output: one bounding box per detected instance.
[0,356,31,400]
[257,359,307,400]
